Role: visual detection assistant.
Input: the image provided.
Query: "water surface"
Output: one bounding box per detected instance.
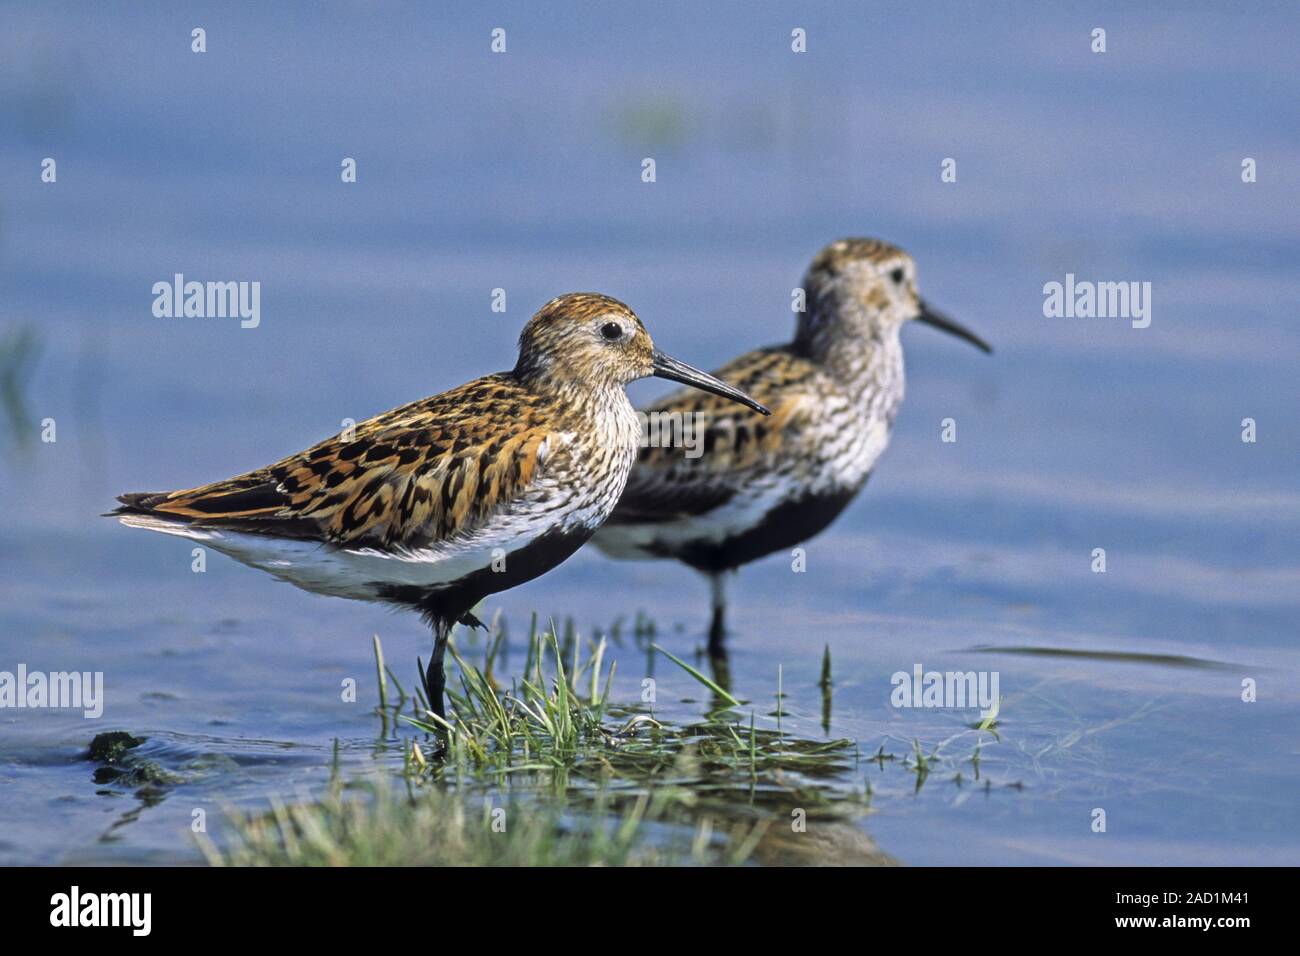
[2,2,1297,865]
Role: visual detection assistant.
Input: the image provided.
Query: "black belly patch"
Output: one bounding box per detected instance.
[667,485,861,573]
[370,527,593,625]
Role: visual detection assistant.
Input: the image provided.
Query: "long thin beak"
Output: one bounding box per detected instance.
[916,300,992,353]
[652,350,771,415]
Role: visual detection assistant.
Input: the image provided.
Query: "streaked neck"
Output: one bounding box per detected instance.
[795,305,906,419]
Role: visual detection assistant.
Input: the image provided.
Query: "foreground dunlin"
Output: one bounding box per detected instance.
[112,293,768,719]
[593,239,990,651]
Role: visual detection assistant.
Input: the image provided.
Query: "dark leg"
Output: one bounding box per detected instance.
[704,571,733,694]
[707,640,732,697]
[707,571,729,655]
[423,617,451,722]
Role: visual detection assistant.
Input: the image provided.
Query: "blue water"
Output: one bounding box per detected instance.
[2,2,1298,865]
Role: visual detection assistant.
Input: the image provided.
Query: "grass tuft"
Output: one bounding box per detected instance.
[204,775,690,867]
[202,617,1006,866]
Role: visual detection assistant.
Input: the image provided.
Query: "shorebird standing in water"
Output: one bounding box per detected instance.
[593,239,990,653]
[111,293,768,720]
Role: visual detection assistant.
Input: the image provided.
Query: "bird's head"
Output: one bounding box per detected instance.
[796,238,990,356]
[515,293,769,414]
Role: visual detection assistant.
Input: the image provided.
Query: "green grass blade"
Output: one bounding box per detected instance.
[650,643,741,707]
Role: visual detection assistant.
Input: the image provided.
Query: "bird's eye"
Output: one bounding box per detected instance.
[890,268,906,285]
[600,321,624,341]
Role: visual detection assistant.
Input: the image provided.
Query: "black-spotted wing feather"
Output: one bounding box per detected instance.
[113,373,554,551]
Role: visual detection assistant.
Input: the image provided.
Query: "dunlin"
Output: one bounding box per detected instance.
[593,239,990,651]
[112,293,768,719]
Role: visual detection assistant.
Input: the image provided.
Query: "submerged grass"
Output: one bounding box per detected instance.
[204,775,698,866]
[207,613,999,865]
[393,619,862,816]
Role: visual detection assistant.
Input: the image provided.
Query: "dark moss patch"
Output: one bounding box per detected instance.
[93,759,181,788]
[87,731,146,763]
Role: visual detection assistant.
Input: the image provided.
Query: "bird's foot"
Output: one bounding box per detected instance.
[458,610,488,631]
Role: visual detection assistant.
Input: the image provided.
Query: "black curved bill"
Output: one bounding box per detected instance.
[652,350,771,415]
[917,300,992,353]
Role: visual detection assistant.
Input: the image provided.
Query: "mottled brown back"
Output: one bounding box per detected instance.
[115,373,557,549]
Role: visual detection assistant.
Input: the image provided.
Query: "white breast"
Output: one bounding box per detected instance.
[596,380,898,559]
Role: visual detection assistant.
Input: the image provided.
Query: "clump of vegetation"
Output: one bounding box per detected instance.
[203,614,1002,866]
[87,731,146,763]
[394,619,863,824]
[85,730,181,804]
[0,324,42,450]
[203,776,699,867]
